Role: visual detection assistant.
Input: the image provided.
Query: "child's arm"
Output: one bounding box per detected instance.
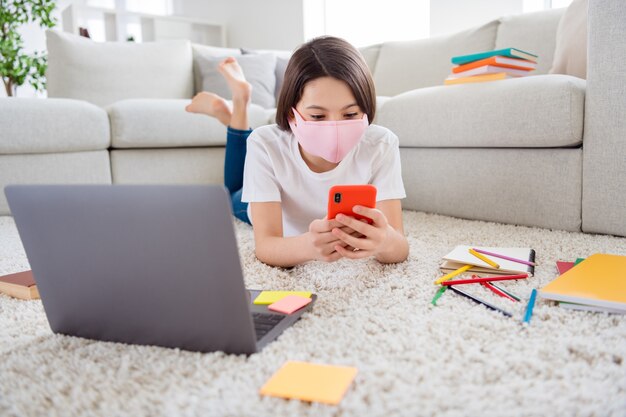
[332,199,409,264]
[250,202,357,267]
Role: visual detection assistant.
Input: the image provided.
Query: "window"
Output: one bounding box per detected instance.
[303,0,429,47]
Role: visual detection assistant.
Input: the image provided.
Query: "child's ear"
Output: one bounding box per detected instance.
[289,107,300,122]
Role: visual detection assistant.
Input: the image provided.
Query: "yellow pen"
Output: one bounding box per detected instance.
[434,264,473,285]
[469,248,500,269]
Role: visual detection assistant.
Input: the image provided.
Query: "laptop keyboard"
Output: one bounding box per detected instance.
[252,312,285,341]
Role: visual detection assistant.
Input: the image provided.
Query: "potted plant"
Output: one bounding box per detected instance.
[0,0,56,97]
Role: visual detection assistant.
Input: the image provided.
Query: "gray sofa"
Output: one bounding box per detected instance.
[0,0,624,237]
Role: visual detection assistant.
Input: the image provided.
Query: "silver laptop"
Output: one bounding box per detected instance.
[5,184,316,355]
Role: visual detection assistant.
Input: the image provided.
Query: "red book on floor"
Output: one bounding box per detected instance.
[556,261,576,275]
[0,270,39,300]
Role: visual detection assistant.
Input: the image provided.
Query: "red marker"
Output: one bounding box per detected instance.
[441,273,528,286]
[481,281,517,301]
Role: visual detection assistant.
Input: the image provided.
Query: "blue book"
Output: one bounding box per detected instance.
[451,48,538,65]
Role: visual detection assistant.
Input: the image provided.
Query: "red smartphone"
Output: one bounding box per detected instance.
[327,184,377,223]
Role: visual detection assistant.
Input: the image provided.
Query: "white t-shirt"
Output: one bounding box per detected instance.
[241,124,406,237]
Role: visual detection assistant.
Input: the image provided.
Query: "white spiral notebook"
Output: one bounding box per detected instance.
[439,246,536,276]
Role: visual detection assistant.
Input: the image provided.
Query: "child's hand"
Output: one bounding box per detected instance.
[307,218,361,262]
[331,206,393,259]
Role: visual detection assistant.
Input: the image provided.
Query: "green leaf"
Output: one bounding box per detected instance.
[0,0,56,92]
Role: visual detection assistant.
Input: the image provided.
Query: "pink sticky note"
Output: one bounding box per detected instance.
[268,295,312,314]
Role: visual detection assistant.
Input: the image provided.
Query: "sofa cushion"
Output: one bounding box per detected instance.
[358,44,382,75]
[376,74,585,148]
[549,0,588,79]
[495,8,566,75]
[191,43,242,96]
[195,52,277,108]
[373,20,499,96]
[108,99,273,148]
[46,30,194,108]
[0,98,110,154]
[241,48,292,101]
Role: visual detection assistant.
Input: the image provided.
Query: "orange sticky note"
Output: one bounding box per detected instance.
[260,361,358,405]
[268,295,312,314]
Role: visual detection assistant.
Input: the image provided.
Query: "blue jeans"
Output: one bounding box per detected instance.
[225,126,252,225]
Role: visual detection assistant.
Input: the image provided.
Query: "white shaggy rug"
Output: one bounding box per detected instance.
[1,211,625,417]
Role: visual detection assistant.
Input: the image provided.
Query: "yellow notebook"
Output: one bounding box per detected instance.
[540,253,626,312]
[444,72,513,85]
[260,361,358,405]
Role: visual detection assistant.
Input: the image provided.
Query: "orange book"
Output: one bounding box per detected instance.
[452,56,537,73]
[540,254,626,312]
[444,72,512,85]
[0,270,39,300]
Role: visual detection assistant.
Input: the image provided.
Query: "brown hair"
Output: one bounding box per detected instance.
[275,36,376,132]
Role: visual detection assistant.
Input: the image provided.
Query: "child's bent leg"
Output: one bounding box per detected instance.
[224,126,252,194]
[224,127,252,225]
[230,188,251,225]
[216,57,253,224]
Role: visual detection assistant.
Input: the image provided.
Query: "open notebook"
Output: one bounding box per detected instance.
[440,246,536,276]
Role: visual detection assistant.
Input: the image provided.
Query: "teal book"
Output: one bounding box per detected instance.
[451,48,538,65]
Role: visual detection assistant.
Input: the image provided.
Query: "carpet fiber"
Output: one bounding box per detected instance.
[1,212,625,417]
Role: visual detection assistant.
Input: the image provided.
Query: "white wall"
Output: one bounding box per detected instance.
[171,0,229,24]
[172,0,303,50]
[223,0,304,51]
[430,0,523,37]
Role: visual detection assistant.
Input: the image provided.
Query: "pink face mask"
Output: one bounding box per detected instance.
[288,108,369,163]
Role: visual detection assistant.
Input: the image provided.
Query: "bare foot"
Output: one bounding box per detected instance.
[185,92,232,126]
[218,57,252,103]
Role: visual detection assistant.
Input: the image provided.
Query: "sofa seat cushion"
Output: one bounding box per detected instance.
[0,98,110,154]
[108,99,274,149]
[376,74,585,148]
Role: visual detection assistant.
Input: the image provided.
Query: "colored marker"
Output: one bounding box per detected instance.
[488,282,521,302]
[431,286,447,306]
[469,248,500,269]
[472,248,536,267]
[523,288,538,324]
[441,274,528,286]
[434,264,473,285]
[448,285,512,317]
[431,286,448,306]
[481,282,517,301]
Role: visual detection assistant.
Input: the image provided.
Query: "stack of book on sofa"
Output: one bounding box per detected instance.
[444,48,538,85]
